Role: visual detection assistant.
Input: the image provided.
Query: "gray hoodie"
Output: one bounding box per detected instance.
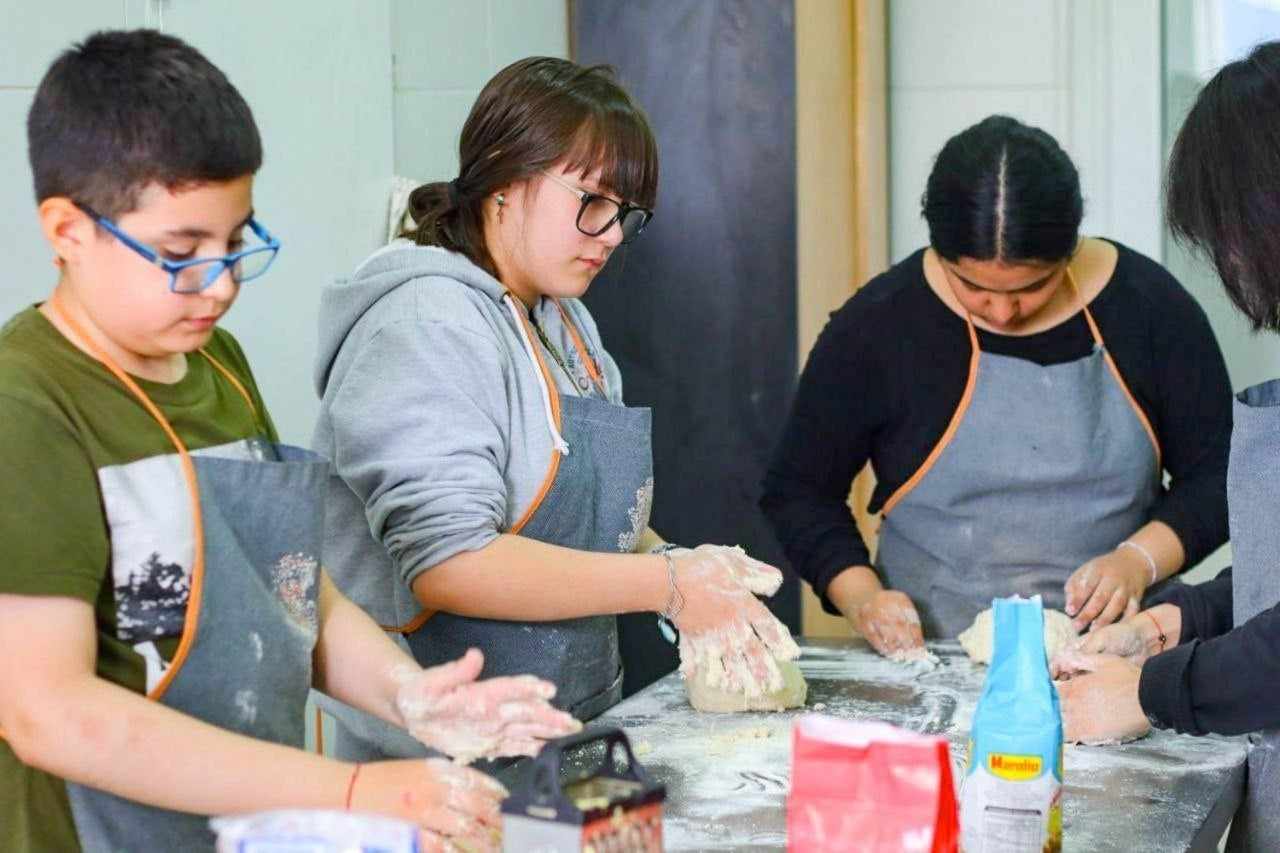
[312,241,624,629]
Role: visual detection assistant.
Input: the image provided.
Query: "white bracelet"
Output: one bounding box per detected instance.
[656,552,685,645]
[659,552,685,621]
[1118,540,1158,586]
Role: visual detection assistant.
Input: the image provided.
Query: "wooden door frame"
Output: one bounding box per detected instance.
[796,0,888,636]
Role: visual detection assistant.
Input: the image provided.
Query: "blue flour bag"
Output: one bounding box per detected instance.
[960,595,1063,852]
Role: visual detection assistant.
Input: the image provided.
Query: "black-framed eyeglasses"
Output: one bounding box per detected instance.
[75,202,281,294]
[541,171,653,244]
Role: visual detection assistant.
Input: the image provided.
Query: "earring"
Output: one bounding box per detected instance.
[495,193,505,206]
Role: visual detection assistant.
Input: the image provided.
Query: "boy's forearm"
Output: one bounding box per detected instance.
[312,570,417,728]
[9,673,351,817]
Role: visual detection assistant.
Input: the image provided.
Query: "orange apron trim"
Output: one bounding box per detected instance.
[882,319,981,517]
[0,308,256,743]
[200,350,259,418]
[552,298,607,395]
[506,301,567,534]
[46,301,253,702]
[382,295,597,634]
[882,269,1160,517]
[1079,301,1163,468]
[378,608,433,635]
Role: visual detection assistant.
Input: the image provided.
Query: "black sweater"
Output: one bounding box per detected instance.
[1140,571,1280,735]
[760,243,1232,612]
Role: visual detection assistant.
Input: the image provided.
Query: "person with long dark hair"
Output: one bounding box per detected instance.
[311,57,798,763]
[1054,41,1280,850]
[762,115,1232,655]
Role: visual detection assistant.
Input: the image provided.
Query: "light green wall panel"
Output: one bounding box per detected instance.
[0,4,126,85]
[0,90,50,322]
[158,1,395,445]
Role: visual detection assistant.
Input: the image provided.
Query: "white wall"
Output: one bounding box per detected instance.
[1162,0,1280,582]
[1164,0,1280,395]
[391,0,568,181]
[0,2,394,445]
[0,1,568,443]
[164,3,396,445]
[888,0,1163,265]
[0,3,133,336]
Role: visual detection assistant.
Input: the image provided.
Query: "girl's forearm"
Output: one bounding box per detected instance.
[412,534,669,621]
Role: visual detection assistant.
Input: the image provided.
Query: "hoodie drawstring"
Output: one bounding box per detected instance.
[503,293,570,456]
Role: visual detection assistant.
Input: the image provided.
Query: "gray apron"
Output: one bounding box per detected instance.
[875,300,1161,637]
[329,300,653,762]
[1224,380,1280,852]
[50,305,327,853]
[406,392,653,718]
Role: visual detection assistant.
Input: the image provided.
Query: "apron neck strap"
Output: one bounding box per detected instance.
[551,299,608,396]
[503,292,570,455]
[198,350,258,417]
[49,297,193,458]
[45,295,207,702]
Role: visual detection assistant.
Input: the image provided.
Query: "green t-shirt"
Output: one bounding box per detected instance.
[0,306,278,853]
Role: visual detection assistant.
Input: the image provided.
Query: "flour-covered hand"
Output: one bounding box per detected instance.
[393,649,581,764]
[849,589,925,658]
[669,545,800,697]
[1065,549,1148,632]
[1053,653,1150,744]
[352,757,506,851]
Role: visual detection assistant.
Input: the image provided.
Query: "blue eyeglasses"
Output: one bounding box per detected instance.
[76,203,281,294]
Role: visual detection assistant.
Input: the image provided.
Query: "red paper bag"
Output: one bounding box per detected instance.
[787,715,959,853]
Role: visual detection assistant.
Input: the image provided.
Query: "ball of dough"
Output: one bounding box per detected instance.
[958,607,1077,665]
[686,659,808,713]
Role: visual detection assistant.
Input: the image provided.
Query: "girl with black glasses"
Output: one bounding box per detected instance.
[311,57,798,765]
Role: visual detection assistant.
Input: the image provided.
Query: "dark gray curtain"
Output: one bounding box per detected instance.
[574,0,800,696]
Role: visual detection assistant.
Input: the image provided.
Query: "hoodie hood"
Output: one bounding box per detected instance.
[314,241,507,396]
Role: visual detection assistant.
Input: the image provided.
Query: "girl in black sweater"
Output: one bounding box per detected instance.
[761,116,1231,653]
[1054,40,1280,852]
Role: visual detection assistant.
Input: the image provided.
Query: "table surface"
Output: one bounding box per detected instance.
[591,639,1247,852]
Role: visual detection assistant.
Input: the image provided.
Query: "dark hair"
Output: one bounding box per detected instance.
[27,29,262,220]
[404,56,659,276]
[922,115,1083,264]
[1167,41,1280,331]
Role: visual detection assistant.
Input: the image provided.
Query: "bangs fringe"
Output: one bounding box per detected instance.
[562,108,658,207]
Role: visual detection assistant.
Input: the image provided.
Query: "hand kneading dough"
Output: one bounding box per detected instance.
[958,607,1077,665]
[686,659,808,713]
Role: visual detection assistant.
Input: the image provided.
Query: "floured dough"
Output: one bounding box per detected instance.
[686,659,808,713]
[958,607,1077,665]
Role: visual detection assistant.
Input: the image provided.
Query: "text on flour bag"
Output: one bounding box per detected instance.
[960,595,1063,853]
[786,714,959,852]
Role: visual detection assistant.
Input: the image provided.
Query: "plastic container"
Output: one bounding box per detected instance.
[210,809,420,852]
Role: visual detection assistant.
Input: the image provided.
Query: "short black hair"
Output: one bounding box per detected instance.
[27,29,262,220]
[922,115,1083,264]
[1167,41,1280,331]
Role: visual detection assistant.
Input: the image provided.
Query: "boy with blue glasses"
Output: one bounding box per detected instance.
[0,29,576,853]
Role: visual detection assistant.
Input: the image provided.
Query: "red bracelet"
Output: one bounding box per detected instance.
[344,763,362,811]
[1143,610,1168,652]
